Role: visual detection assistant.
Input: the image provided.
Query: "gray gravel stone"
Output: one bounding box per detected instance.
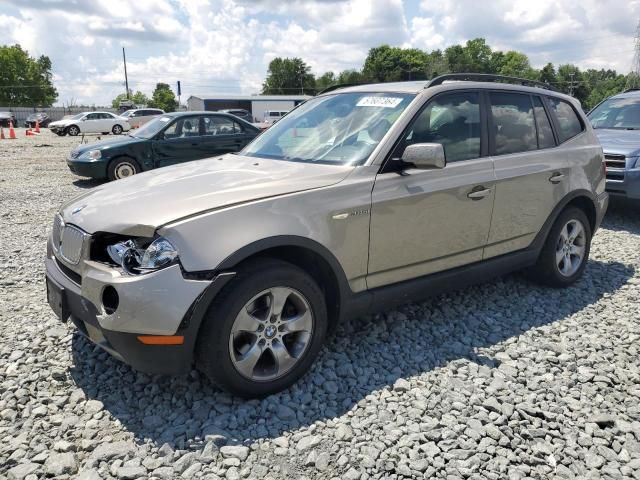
[7,463,39,480]
[297,435,321,452]
[75,469,102,480]
[116,465,146,479]
[44,452,78,476]
[220,445,250,461]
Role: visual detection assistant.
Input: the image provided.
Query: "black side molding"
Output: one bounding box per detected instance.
[343,248,539,319]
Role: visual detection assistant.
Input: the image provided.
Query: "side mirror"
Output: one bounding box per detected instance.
[401,143,446,169]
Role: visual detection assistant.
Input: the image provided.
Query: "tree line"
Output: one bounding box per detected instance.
[111,83,178,112]
[263,38,639,110]
[0,45,57,106]
[0,44,179,111]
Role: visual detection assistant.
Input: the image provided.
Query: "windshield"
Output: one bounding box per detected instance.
[588,96,640,130]
[121,110,134,117]
[131,115,173,139]
[243,92,415,165]
[69,113,85,120]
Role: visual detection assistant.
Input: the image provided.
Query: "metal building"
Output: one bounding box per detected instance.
[187,94,310,123]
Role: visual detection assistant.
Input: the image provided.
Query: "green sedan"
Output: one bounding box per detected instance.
[66,112,261,181]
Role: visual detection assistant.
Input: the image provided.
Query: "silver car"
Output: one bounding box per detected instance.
[45,74,608,397]
[588,89,640,200]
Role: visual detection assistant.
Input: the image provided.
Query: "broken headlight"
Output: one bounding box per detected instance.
[107,236,178,274]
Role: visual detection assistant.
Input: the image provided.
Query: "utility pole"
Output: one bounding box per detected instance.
[568,72,575,96]
[123,47,130,99]
[629,20,640,90]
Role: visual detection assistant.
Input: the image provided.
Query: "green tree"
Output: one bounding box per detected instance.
[111,90,150,108]
[315,71,336,92]
[363,45,430,82]
[337,69,368,85]
[625,72,640,91]
[0,44,57,106]
[445,38,494,73]
[538,63,557,85]
[262,57,315,94]
[425,50,449,78]
[149,83,177,112]
[463,38,493,73]
[497,51,535,78]
[583,69,628,110]
[557,65,590,106]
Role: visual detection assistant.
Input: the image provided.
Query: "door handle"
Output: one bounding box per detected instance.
[549,173,565,184]
[467,186,492,200]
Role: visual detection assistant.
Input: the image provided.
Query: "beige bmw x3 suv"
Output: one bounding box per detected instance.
[46,74,608,397]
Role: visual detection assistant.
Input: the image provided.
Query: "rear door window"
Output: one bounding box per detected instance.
[489,92,537,155]
[203,116,236,135]
[548,97,583,142]
[532,96,556,149]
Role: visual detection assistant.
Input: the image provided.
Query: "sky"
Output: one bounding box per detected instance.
[1,0,639,106]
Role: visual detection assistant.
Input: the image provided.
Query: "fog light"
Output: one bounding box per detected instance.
[102,286,119,315]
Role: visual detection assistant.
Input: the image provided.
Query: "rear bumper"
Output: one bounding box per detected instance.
[44,240,231,375]
[606,170,640,200]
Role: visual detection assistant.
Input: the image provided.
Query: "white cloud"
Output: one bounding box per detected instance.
[1,0,638,106]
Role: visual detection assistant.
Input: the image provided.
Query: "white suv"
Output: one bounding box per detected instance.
[121,108,165,129]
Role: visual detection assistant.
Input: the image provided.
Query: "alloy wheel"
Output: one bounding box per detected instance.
[555,218,586,277]
[229,287,313,381]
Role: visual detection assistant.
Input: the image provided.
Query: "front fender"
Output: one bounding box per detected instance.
[158,169,377,294]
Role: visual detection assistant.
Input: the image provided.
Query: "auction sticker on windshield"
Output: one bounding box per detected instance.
[356,96,404,108]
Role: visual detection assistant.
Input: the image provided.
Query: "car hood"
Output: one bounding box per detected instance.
[73,135,144,155]
[60,155,354,236]
[594,128,640,157]
[50,119,75,127]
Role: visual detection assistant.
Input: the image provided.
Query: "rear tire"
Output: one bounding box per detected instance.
[107,157,140,181]
[527,207,591,287]
[196,258,328,398]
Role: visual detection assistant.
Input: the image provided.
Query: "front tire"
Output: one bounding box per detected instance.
[196,258,328,398]
[112,124,123,135]
[528,206,592,287]
[67,125,80,136]
[107,157,140,181]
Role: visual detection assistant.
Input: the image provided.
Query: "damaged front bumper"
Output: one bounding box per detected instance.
[45,235,232,375]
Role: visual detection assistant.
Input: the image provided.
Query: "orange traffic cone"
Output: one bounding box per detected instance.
[35,120,40,133]
[26,128,34,136]
[8,121,16,139]
[0,127,5,139]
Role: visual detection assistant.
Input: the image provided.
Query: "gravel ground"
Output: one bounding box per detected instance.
[1,130,640,480]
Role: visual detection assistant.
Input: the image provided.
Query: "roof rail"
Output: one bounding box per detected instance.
[427,73,559,92]
[317,83,362,95]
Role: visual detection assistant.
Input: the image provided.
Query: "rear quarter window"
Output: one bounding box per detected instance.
[548,97,584,143]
